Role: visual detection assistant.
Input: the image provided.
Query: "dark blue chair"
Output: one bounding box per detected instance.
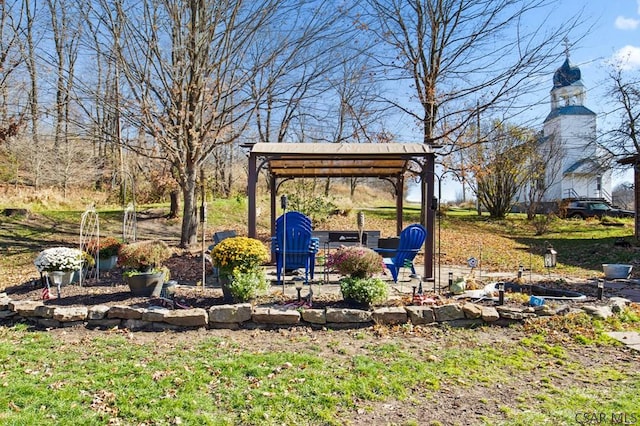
[272,212,319,284]
[375,223,427,282]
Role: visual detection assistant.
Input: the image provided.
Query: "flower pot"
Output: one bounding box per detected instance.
[124,272,165,297]
[98,255,118,271]
[343,296,370,309]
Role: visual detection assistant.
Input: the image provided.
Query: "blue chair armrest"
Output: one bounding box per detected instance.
[374,248,396,254]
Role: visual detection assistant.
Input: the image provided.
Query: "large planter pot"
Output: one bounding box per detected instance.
[98,255,118,271]
[602,264,633,280]
[125,272,165,297]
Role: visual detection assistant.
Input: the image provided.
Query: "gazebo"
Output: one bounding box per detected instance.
[246,142,438,281]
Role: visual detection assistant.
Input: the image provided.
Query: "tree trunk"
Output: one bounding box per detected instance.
[169,190,180,219]
[180,168,199,248]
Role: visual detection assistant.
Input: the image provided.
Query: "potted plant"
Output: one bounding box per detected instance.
[118,240,172,296]
[339,276,389,308]
[326,246,384,279]
[209,236,269,302]
[87,237,122,271]
[326,246,387,307]
[34,247,93,286]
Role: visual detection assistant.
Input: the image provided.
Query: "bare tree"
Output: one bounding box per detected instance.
[362,0,584,146]
[612,182,634,210]
[464,121,537,218]
[19,0,44,188]
[522,132,563,219]
[45,0,82,153]
[250,2,353,146]
[603,64,640,237]
[361,0,586,229]
[91,0,331,248]
[604,66,640,158]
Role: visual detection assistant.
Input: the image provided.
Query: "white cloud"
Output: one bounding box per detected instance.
[614,16,640,30]
[609,45,640,70]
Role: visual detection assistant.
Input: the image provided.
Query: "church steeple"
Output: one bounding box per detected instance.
[549,40,586,111]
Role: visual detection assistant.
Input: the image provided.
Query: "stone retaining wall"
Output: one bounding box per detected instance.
[0,292,632,331]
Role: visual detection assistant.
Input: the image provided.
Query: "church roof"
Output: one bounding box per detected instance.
[544,105,596,122]
[553,58,581,88]
[564,158,605,175]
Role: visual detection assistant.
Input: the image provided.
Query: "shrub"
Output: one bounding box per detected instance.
[228,268,268,302]
[87,237,122,258]
[286,181,337,225]
[340,276,388,306]
[531,213,555,236]
[326,246,384,279]
[118,240,172,271]
[210,236,269,276]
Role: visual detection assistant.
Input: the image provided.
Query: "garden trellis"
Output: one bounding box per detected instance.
[80,206,99,284]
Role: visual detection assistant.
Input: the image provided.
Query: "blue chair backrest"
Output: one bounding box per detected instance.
[392,223,427,265]
[276,211,311,230]
[274,223,313,269]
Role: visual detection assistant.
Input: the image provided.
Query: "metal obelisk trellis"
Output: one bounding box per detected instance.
[79,206,100,284]
[112,171,137,243]
[123,202,137,243]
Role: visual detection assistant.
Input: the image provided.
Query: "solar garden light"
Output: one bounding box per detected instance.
[597,279,604,300]
[518,263,523,279]
[294,277,304,302]
[50,271,65,299]
[543,241,557,277]
[409,273,422,294]
[496,282,505,306]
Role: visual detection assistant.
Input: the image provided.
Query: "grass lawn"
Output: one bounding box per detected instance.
[0,312,639,425]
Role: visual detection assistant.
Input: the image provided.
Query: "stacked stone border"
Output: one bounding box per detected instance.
[1,292,633,331]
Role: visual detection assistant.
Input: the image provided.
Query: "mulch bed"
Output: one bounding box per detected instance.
[2,252,626,311]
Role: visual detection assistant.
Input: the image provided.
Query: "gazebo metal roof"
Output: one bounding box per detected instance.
[249,142,435,179]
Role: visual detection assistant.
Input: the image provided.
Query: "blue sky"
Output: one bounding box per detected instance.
[414,0,640,202]
[555,0,640,112]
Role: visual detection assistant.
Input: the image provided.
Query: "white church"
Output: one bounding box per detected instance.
[538,54,611,202]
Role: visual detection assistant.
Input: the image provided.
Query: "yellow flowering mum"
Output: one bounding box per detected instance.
[210,236,269,274]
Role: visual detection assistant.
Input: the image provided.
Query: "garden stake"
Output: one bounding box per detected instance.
[280,194,287,293]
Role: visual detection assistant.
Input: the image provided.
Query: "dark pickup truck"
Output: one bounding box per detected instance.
[564,200,635,219]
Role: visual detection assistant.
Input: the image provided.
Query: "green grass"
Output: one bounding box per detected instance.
[0,323,638,425]
[361,206,637,276]
[2,197,638,285]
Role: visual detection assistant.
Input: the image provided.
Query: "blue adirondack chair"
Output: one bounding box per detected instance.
[375,223,427,282]
[273,212,319,284]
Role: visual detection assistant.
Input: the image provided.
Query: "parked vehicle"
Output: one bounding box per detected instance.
[564,200,635,219]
